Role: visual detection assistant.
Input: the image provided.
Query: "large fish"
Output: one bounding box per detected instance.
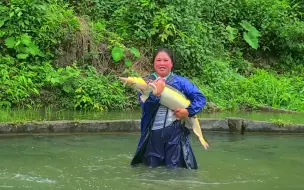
[119,76,209,150]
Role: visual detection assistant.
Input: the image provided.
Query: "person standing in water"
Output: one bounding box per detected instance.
[131,48,206,169]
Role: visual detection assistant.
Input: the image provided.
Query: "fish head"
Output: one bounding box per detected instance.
[119,77,150,93]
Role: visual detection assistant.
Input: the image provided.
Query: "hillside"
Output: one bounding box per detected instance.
[0,0,303,112]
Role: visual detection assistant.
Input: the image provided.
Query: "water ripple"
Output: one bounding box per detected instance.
[14,174,56,184]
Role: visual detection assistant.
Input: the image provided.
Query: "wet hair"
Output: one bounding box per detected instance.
[153,47,176,67]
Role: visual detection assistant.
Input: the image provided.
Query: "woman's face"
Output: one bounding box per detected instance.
[153,51,173,77]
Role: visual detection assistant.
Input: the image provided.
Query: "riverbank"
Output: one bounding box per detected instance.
[1,117,303,135]
[1,1,304,114]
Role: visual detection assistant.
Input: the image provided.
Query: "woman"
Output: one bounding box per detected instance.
[131,48,206,169]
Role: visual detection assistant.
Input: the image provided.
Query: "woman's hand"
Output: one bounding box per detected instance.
[174,108,189,119]
[148,78,166,96]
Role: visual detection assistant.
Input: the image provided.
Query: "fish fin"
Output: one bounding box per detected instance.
[190,116,210,150]
[184,118,193,129]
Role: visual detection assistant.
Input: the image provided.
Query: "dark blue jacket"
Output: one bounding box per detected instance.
[131,73,206,169]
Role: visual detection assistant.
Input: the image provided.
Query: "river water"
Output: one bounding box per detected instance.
[1,133,304,189]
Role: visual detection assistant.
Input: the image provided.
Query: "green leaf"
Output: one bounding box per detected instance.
[16,54,29,59]
[240,21,261,37]
[21,34,32,46]
[32,88,39,95]
[240,21,253,31]
[226,26,238,42]
[129,47,140,58]
[17,12,22,17]
[57,68,64,74]
[125,59,132,67]
[0,30,5,37]
[0,19,6,27]
[63,85,73,93]
[240,21,261,49]
[159,33,167,42]
[50,78,60,85]
[5,37,16,48]
[111,46,124,62]
[37,51,45,57]
[37,5,47,11]
[15,40,21,47]
[243,32,259,49]
[28,44,40,55]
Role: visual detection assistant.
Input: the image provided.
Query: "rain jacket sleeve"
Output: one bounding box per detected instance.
[138,92,144,110]
[180,77,206,117]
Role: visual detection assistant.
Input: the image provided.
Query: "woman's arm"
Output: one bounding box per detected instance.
[181,78,206,117]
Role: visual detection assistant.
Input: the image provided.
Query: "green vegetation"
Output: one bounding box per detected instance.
[0,0,303,112]
[270,119,295,128]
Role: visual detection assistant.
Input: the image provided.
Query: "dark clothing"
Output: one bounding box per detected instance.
[131,72,206,169]
[144,120,185,168]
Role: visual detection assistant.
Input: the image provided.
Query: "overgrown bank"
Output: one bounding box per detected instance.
[0,0,303,112]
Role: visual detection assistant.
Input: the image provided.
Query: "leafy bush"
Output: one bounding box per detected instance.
[192,59,245,110]
[40,64,133,111]
[194,68,304,112]
[0,0,303,113]
[0,0,79,61]
[240,70,304,111]
[0,55,44,107]
[85,0,304,76]
[0,0,79,108]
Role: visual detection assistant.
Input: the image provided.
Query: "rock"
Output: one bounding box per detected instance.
[199,118,229,131]
[204,102,220,112]
[243,120,304,133]
[227,117,245,134]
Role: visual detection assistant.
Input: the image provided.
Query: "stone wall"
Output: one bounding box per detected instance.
[0,118,303,134]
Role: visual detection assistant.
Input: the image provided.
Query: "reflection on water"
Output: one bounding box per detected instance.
[0,133,304,189]
[0,108,303,124]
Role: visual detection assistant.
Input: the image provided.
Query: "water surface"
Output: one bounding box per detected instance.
[1,133,303,189]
